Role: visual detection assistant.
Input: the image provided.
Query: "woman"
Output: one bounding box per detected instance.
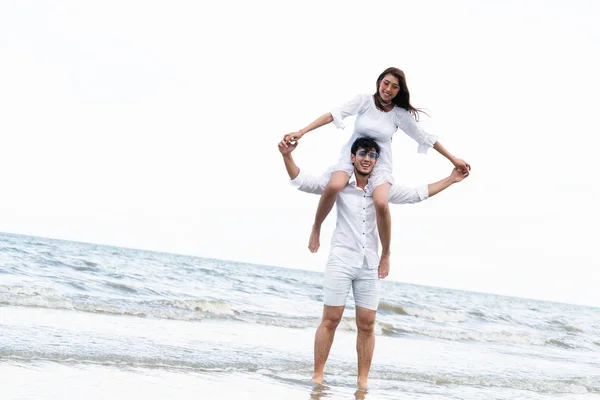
[283,67,470,277]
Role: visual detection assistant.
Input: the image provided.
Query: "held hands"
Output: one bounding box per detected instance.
[452,158,471,174]
[282,131,304,145]
[450,167,470,182]
[278,138,298,156]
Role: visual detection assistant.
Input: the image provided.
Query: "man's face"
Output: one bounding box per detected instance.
[351,147,379,176]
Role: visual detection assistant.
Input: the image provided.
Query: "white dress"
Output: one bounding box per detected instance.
[329,94,438,188]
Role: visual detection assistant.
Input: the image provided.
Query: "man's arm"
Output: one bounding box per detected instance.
[278,140,328,194]
[388,168,468,204]
[427,168,468,197]
[280,147,300,180]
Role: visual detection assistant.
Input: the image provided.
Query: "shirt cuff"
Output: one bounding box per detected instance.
[416,185,429,201]
[290,170,306,188]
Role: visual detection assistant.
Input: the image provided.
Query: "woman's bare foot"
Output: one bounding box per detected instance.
[308,225,321,253]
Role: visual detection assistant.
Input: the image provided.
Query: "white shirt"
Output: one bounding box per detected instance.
[291,171,428,269]
[331,94,439,176]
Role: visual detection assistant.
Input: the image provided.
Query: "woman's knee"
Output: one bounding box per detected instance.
[325,175,349,193]
[373,197,389,213]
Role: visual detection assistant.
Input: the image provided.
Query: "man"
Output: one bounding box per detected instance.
[278,137,468,388]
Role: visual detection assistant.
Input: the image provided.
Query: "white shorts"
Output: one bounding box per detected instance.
[323,255,382,311]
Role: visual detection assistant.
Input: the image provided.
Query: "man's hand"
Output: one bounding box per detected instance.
[278,139,298,156]
[450,167,469,183]
[378,255,390,279]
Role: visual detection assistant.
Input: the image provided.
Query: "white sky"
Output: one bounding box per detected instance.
[1,0,599,307]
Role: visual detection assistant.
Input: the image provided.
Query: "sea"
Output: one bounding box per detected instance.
[1,232,599,400]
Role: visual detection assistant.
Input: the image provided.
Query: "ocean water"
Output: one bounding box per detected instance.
[1,232,599,400]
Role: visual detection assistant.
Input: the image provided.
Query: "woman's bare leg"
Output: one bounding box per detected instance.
[309,171,350,253]
[372,183,391,278]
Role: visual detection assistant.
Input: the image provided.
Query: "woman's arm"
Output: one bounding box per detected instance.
[433,141,471,172]
[283,113,333,143]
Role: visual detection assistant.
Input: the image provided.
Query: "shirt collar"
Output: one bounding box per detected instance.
[349,172,371,193]
[349,172,358,187]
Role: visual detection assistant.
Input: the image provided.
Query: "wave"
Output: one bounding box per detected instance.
[391,325,580,349]
[159,299,233,315]
[0,285,235,320]
[550,319,584,333]
[4,246,31,255]
[374,370,599,395]
[104,282,138,294]
[337,318,394,336]
[379,302,468,322]
[0,284,591,351]
[0,284,58,296]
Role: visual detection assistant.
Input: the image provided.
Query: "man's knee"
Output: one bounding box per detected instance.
[356,309,376,333]
[357,318,375,333]
[321,306,344,330]
[322,316,342,331]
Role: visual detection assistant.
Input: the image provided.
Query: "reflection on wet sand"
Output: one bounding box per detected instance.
[309,383,369,400]
[354,387,368,400]
[309,383,331,399]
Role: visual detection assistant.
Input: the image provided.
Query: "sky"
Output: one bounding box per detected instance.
[1,0,599,307]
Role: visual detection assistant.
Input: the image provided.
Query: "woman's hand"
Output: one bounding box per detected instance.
[283,131,303,144]
[452,158,471,173]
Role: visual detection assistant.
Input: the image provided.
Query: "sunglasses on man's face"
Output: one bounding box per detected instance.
[356,150,380,160]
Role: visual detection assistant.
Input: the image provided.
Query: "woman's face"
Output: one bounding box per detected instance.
[378,74,400,103]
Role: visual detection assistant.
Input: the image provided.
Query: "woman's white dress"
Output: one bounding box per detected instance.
[329,94,438,188]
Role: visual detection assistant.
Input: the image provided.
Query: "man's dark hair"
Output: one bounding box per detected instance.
[351,137,380,155]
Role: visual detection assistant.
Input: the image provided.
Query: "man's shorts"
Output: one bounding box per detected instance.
[323,254,382,311]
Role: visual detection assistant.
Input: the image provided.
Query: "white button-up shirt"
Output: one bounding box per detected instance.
[291,171,428,269]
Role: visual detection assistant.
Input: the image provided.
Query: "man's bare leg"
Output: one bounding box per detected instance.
[309,171,350,253]
[355,305,377,388]
[313,305,345,383]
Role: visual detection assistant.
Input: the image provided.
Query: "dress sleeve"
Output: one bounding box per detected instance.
[395,108,439,154]
[330,94,369,129]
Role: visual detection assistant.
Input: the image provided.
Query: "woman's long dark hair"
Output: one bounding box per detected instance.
[373,67,425,121]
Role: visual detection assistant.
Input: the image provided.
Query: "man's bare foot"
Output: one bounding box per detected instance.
[357,376,368,388]
[312,373,324,384]
[308,226,321,253]
[378,255,390,279]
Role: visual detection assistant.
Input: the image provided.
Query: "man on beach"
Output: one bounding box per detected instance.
[278,136,469,388]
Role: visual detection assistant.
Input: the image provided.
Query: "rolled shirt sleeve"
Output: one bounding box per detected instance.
[290,170,328,195]
[388,184,429,204]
